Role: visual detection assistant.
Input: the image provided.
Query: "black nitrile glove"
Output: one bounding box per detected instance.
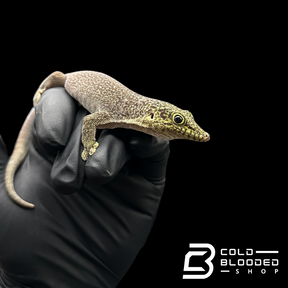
[0,88,170,288]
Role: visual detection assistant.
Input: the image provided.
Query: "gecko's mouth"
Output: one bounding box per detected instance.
[187,131,210,142]
[182,124,210,142]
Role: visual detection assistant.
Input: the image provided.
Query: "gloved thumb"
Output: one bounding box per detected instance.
[0,135,8,176]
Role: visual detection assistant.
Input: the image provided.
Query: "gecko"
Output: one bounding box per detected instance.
[5,71,210,209]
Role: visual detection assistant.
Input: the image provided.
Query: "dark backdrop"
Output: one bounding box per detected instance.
[1,6,283,287]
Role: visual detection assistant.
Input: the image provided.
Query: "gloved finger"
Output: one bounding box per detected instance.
[51,107,133,193]
[129,132,170,185]
[0,135,8,175]
[50,108,87,194]
[33,87,77,160]
[85,128,133,186]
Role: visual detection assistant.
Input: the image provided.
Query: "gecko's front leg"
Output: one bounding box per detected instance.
[81,111,111,161]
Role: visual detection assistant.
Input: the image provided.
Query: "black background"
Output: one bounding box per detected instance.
[1,3,283,287]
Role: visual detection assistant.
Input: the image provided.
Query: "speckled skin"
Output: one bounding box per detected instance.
[5,71,210,209]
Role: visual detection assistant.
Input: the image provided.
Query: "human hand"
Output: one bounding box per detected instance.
[0,87,170,288]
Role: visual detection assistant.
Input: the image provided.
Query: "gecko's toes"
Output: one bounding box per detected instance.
[81,150,88,161]
[33,90,41,107]
[89,142,99,156]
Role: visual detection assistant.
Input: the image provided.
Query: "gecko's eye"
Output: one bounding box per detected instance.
[172,113,185,125]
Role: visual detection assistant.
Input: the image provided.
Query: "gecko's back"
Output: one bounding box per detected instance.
[65,71,145,115]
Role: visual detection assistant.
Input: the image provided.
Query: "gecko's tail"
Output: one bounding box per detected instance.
[5,108,36,209]
[5,71,66,209]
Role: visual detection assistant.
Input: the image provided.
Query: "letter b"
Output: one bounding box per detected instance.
[183,243,215,279]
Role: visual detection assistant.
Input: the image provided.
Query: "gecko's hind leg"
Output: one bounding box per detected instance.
[81,111,111,161]
[33,71,66,106]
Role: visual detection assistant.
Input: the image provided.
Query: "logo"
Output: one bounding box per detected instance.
[183,243,280,279]
[183,243,215,279]
[220,248,279,275]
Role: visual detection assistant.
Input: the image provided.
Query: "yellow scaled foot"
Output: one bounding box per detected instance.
[81,150,89,161]
[81,142,99,161]
[89,142,99,156]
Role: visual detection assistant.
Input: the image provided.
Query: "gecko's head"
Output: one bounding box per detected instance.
[143,104,210,142]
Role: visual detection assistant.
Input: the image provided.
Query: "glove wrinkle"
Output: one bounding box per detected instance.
[51,109,87,194]
[85,129,132,186]
[34,88,77,157]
